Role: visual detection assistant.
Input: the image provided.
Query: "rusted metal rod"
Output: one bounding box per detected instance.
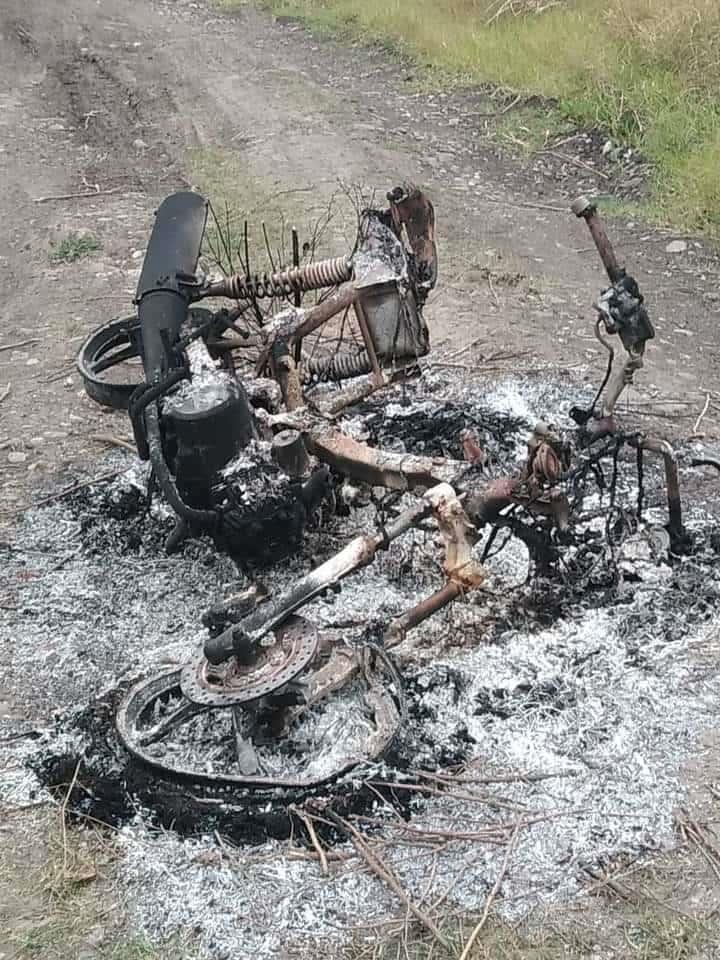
[385,581,462,646]
[354,298,384,388]
[306,428,464,491]
[203,496,432,664]
[637,437,683,538]
[572,196,623,284]
[292,284,358,342]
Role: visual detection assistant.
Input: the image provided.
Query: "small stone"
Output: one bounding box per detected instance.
[602,139,613,156]
[64,376,73,387]
[132,138,147,150]
[665,239,687,254]
[26,357,40,366]
[131,249,145,260]
[26,437,44,448]
[49,122,65,132]
[8,451,27,464]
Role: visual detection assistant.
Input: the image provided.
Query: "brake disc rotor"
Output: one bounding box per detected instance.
[180,616,319,707]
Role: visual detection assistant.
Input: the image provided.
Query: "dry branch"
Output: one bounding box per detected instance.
[290,805,330,875]
[325,810,452,950]
[0,338,40,352]
[10,470,122,518]
[458,824,521,960]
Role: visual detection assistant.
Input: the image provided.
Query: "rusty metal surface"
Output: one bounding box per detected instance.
[572,195,622,284]
[181,616,319,707]
[353,298,384,387]
[388,185,438,296]
[424,483,484,589]
[205,256,352,301]
[307,428,463,491]
[637,436,684,539]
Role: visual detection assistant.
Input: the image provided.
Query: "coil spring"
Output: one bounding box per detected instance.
[301,351,373,384]
[221,256,351,301]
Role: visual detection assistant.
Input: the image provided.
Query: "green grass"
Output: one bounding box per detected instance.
[229,0,720,238]
[50,232,102,262]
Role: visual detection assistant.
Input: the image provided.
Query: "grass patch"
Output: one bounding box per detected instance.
[232,0,720,237]
[50,232,102,262]
[494,105,574,155]
[0,811,196,960]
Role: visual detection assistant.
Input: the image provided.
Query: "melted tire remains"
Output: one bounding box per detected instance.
[115,648,403,793]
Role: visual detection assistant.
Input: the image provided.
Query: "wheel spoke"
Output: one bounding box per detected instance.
[136,699,207,747]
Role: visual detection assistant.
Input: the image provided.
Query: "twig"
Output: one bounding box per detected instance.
[89,433,136,453]
[412,767,578,786]
[540,150,611,180]
[366,779,526,811]
[487,274,499,305]
[352,815,506,845]
[32,190,120,203]
[477,197,567,214]
[436,336,487,365]
[459,824,521,960]
[326,810,451,950]
[294,808,329,875]
[11,470,121,517]
[61,760,82,877]
[694,393,711,434]
[0,338,39,353]
[677,808,720,882]
[0,383,10,403]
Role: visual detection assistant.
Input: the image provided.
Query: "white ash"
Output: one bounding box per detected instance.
[118,826,393,960]
[2,374,720,956]
[139,679,387,781]
[0,460,240,717]
[163,368,239,415]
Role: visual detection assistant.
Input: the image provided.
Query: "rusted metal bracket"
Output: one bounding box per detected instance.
[306,428,464,491]
[305,485,481,707]
[424,483,484,589]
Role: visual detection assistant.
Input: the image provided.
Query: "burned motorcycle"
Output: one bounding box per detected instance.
[76,186,688,795]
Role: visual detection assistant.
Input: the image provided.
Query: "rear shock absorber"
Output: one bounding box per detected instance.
[301,351,373,384]
[205,257,352,301]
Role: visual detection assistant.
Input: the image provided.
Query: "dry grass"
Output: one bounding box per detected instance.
[237,0,720,237]
[343,908,712,959]
[0,808,197,960]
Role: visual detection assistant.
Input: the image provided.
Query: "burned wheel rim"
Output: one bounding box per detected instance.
[116,637,402,792]
[76,316,142,410]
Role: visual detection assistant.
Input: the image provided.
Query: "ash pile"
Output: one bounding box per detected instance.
[3,185,720,958]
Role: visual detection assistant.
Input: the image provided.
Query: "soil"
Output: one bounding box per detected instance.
[2,1,720,957]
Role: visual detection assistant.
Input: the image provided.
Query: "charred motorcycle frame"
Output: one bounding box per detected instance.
[77,185,688,792]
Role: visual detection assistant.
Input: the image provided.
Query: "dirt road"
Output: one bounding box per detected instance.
[2,2,720,957]
[2,0,720,520]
